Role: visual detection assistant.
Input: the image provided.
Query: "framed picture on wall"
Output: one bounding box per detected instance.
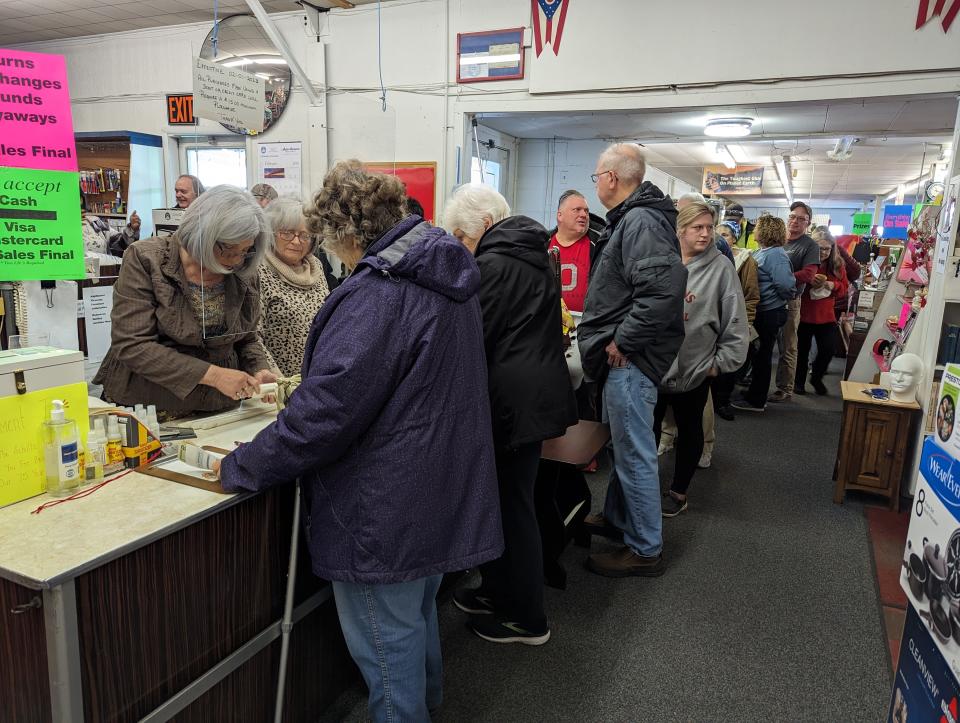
[365,162,438,223]
[457,28,525,83]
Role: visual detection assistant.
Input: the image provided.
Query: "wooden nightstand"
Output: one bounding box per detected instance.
[834,381,922,509]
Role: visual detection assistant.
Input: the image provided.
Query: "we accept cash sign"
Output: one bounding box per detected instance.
[0,49,83,280]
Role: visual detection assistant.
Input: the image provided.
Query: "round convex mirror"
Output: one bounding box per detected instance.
[199,14,292,135]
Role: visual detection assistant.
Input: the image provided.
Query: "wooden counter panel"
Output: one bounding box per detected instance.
[0,577,51,723]
[75,490,289,722]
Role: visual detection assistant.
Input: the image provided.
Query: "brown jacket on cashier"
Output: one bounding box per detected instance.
[93,235,272,415]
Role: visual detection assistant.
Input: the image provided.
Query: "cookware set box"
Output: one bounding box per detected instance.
[889,606,960,723]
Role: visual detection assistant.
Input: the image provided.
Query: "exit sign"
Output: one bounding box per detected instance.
[167,94,197,125]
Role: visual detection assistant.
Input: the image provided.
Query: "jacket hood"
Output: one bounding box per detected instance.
[476,215,551,270]
[608,181,678,228]
[358,216,480,302]
[685,242,722,271]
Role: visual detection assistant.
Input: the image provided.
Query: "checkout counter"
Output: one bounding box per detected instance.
[0,406,356,722]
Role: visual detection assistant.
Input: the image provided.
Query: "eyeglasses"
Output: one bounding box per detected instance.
[277,230,309,243]
[214,241,257,261]
[788,214,810,223]
[591,170,615,183]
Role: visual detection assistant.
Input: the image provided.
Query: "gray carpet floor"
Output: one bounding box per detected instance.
[322,360,893,722]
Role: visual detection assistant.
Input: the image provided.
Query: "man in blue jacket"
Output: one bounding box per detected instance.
[578,143,687,577]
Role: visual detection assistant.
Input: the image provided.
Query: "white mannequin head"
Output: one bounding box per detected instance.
[889,353,923,403]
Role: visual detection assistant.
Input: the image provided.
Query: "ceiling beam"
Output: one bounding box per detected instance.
[244,0,321,106]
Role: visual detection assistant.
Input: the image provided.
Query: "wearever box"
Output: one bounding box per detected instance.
[900,438,960,681]
[889,605,960,723]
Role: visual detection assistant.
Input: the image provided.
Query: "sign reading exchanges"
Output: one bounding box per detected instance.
[0,167,83,280]
[192,57,265,134]
[0,49,77,172]
[701,165,764,195]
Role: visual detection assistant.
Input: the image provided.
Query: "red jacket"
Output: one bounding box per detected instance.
[800,259,848,325]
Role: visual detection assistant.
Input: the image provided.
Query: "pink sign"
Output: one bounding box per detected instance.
[0,49,76,172]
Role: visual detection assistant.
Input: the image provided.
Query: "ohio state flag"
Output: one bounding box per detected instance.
[531,0,570,57]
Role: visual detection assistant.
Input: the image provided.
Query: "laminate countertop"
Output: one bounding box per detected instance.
[0,407,278,590]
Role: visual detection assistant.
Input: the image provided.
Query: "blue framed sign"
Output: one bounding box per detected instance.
[457,27,525,83]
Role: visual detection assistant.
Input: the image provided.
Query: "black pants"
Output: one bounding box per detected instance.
[478,441,546,631]
[745,307,788,407]
[796,321,837,388]
[653,380,711,496]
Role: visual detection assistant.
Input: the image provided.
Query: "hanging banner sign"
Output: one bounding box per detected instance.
[701,165,764,195]
[852,213,873,236]
[0,166,83,280]
[166,94,197,126]
[192,57,265,134]
[0,48,77,172]
[883,204,914,240]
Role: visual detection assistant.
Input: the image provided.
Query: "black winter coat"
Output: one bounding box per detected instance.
[578,182,688,386]
[475,216,578,449]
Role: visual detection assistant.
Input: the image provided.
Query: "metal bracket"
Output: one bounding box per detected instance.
[244,0,322,106]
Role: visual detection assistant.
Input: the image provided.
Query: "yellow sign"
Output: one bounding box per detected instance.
[0,382,88,507]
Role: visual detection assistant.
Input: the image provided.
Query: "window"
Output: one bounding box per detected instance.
[829,224,845,237]
[471,157,501,191]
[184,145,247,190]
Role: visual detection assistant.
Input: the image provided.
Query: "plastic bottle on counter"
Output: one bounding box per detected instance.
[146,405,161,440]
[105,415,124,474]
[83,418,107,486]
[43,400,80,497]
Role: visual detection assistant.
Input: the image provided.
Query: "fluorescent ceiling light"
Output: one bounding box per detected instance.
[255,58,287,65]
[222,58,251,67]
[704,117,753,138]
[221,57,287,67]
[459,54,522,65]
[827,136,857,161]
[717,144,737,170]
[255,73,271,80]
[774,154,794,204]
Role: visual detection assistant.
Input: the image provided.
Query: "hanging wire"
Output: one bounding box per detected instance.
[377,0,386,111]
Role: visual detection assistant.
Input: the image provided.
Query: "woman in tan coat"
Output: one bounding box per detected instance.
[94,185,277,416]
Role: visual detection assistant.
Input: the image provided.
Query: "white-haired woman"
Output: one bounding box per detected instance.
[258,197,330,376]
[94,185,277,416]
[446,184,577,646]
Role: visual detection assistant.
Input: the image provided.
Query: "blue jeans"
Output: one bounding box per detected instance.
[332,574,443,723]
[602,363,662,557]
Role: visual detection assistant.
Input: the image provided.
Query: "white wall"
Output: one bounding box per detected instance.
[514,138,697,227]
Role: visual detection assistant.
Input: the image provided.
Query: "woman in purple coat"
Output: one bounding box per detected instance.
[217,161,503,722]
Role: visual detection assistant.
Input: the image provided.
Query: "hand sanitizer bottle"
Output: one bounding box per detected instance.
[43,400,80,497]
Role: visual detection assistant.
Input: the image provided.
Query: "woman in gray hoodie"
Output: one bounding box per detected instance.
[656,202,749,517]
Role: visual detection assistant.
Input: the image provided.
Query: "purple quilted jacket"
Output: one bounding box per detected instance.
[221,216,504,584]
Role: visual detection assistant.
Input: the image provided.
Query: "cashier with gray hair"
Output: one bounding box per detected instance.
[94,185,277,416]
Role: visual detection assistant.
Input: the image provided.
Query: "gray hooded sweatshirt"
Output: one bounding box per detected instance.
[659,243,750,393]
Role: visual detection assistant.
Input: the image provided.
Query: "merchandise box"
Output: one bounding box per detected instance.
[889,605,960,723]
[937,364,960,459]
[901,437,960,681]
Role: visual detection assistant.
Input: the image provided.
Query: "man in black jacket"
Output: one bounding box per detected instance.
[578,143,687,577]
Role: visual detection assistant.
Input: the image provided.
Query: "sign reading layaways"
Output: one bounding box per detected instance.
[0,167,83,280]
[192,57,264,134]
[0,49,77,172]
[701,165,764,195]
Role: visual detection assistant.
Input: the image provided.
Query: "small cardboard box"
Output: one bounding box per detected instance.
[934,364,960,459]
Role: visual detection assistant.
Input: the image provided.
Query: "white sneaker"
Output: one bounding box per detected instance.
[658,440,673,456]
[698,451,712,469]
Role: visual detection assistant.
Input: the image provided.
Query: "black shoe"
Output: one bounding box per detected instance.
[453,588,495,615]
[661,492,688,518]
[811,378,827,395]
[736,375,752,388]
[730,396,765,412]
[469,617,550,646]
[716,405,736,421]
[793,384,807,395]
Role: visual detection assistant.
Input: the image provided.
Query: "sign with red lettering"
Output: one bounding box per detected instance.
[166,94,197,126]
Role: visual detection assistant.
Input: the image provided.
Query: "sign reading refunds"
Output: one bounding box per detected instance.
[192,57,265,134]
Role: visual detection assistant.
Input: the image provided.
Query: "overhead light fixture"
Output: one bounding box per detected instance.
[774,154,794,204]
[826,136,857,161]
[717,144,737,170]
[222,58,252,67]
[704,117,753,138]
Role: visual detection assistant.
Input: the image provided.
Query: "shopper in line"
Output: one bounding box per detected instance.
[172,174,204,209]
[656,202,749,516]
[578,142,687,577]
[444,184,576,645]
[548,189,598,312]
[217,161,503,722]
[676,192,734,262]
[725,203,757,249]
[80,186,141,257]
[251,182,279,208]
[795,227,849,395]
[731,216,796,412]
[94,185,276,416]
[770,201,821,402]
[258,197,330,376]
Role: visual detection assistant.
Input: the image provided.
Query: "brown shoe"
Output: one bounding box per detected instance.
[581,513,623,541]
[768,389,792,403]
[586,545,665,578]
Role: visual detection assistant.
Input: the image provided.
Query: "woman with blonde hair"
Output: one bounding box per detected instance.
[795,226,848,395]
[656,201,748,517]
[731,215,796,412]
[216,161,503,721]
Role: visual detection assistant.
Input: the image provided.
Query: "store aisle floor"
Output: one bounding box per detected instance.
[322,360,892,722]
